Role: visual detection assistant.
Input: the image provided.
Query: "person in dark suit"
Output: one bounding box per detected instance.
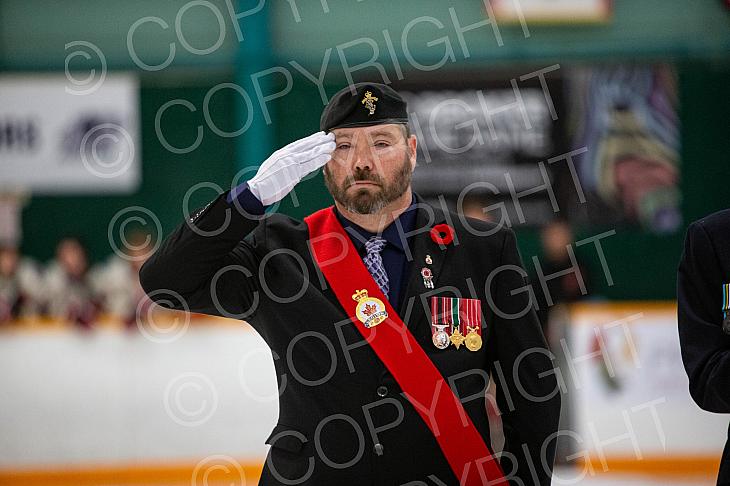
[140,83,561,485]
[678,208,730,485]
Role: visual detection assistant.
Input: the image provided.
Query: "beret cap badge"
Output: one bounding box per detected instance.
[361,90,378,116]
[319,82,408,132]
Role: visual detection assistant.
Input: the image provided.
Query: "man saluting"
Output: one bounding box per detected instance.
[140,83,561,486]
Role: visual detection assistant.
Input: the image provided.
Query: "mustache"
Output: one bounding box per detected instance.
[345,172,382,186]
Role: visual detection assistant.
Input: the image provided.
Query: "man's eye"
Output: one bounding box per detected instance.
[374,141,390,148]
[336,144,351,150]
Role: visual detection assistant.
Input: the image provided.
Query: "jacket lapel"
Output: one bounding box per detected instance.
[396,193,453,332]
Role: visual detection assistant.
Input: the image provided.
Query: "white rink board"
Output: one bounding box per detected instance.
[0,323,278,468]
[567,303,728,459]
[1,303,727,470]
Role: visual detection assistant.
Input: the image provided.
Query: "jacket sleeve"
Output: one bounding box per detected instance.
[677,221,730,412]
[489,228,561,486]
[138,190,266,321]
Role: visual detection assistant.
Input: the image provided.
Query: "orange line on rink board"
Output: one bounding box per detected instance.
[577,454,721,478]
[568,300,677,322]
[0,455,720,485]
[0,460,264,486]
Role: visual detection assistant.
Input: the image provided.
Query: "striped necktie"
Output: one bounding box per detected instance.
[363,235,389,298]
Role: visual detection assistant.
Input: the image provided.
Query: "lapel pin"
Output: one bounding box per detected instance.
[430,223,455,246]
[425,254,432,265]
[421,267,434,289]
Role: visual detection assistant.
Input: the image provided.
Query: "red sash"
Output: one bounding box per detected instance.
[305,207,507,486]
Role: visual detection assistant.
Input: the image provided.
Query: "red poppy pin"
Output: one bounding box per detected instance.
[430,223,455,246]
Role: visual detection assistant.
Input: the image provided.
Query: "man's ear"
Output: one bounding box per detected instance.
[408,135,417,169]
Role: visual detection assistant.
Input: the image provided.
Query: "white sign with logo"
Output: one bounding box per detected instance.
[0,73,140,194]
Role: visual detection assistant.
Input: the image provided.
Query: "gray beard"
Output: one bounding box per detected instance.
[324,154,412,215]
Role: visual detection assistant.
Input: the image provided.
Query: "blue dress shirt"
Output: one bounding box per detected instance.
[332,193,417,311]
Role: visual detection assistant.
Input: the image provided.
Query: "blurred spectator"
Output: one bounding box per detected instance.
[459,193,496,223]
[0,245,43,323]
[90,230,155,329]
[533,220,592,466]
[534,220,590,334]
[44,237,99,328]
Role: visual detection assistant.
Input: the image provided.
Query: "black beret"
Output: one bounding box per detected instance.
[320,82,408,132]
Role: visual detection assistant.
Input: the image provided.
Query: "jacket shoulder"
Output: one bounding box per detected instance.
[687,209,730,250]
[692,209,730,235]
[448,211,514,252]
[262,212,306,231]
[256,212,309,248]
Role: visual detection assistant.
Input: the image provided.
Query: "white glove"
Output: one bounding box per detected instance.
[247,131,336,206]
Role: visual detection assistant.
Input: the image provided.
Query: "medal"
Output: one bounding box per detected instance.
[722,284,730,334]
[462,298,483,352]
[431,296,484,351]
[352,289,388,328]
[443,296,466,349]
[430,296,451,350]
[421,267,434,289]
[450,327,466,349]
[465,326,482,351]
[430,297,450,349]
[432,324,450,349]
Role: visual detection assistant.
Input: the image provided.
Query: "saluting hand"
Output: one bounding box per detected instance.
[247,131,336,206]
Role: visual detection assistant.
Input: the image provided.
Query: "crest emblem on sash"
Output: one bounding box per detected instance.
[353,289,388,328]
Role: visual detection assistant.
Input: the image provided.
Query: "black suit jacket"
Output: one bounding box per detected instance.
[139,191,561,486]
[678,208,730,485]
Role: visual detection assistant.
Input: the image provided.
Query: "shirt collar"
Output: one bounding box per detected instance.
[334,191,417,252]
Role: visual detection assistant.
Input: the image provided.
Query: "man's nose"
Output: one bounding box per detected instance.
[352,143,373,171]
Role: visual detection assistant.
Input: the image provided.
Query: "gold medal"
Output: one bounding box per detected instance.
[465,326,482,351]
[450,328,466,349]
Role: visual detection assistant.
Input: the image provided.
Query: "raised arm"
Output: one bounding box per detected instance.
[138,131,335,320]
